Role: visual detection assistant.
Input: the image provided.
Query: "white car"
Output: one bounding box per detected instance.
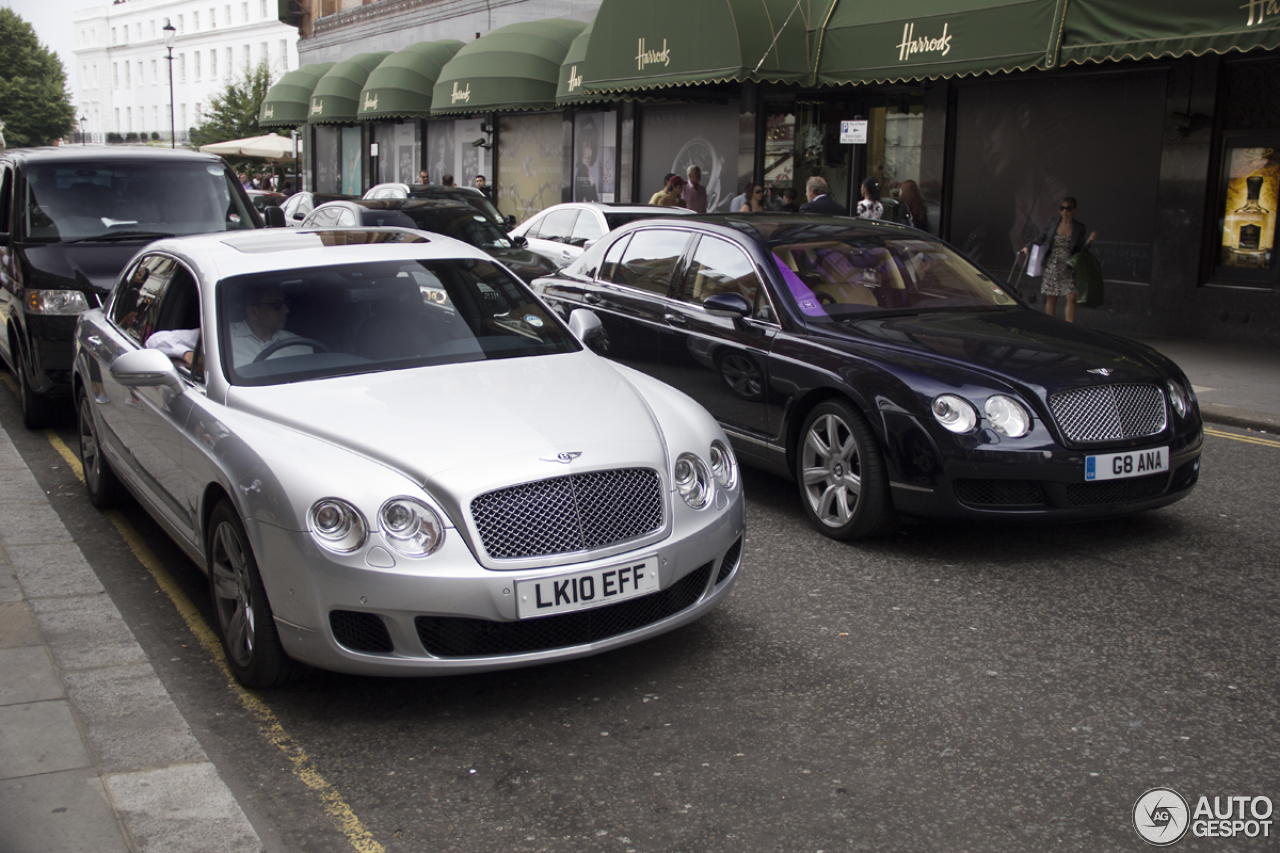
[509,202,694,268]
[73,227,746,687]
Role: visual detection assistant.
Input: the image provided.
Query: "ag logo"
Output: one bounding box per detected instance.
[1134,787,1190,846]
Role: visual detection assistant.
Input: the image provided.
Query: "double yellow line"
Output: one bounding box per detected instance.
[1204,426,1280,448]
[2,374,383,853]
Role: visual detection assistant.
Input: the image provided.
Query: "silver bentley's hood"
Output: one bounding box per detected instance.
[227,352,668,497]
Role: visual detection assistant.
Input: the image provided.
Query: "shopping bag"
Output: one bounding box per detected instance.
[1071,249,1104,308]
[1027,243,1046,277]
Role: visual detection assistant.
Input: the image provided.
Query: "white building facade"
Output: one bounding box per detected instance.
[74,0,299,144]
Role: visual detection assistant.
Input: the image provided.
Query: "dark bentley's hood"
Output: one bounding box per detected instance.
[833,308,1182,393]
[19,242,147,295]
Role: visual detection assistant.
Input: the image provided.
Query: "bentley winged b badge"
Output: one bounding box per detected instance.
[540,451,583,464]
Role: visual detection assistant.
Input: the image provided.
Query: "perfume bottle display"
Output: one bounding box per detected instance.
[1222,149,1279,270]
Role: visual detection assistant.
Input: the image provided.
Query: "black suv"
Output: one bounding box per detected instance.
[301,199,559,283]
[0,146,262,427]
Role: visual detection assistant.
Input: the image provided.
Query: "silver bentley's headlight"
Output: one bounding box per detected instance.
[308,499,367,553]
[674,453,713,509]
[984,395,1032,437]
[932,394,978,434]
[379,497,444,557]
[709,440,737,489]
[1167,379,1190,418]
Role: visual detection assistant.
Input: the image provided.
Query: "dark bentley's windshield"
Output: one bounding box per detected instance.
[24,160,257,244]
[767,226,1018,321]
[218,257,578,386]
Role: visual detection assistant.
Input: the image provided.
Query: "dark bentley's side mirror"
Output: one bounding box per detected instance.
[263,205,287,228]
[702,292,753,319]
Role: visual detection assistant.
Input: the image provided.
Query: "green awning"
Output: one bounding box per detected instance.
[556,22,601,106]
[580,0,813,93]
[812,0,1068,87]
[308,52,391,124]
[1060,0,1280,66]
[357,40,464,120]
[259,63,333,127]
[431,19,587,115]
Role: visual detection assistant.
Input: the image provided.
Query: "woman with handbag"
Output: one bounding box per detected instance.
[1020,197,1096,323]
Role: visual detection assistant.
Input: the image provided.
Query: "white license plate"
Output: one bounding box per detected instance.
[1085,447,1170,481]
[516,556,660,619]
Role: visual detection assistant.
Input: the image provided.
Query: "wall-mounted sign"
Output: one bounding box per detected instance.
[841,119,868,144]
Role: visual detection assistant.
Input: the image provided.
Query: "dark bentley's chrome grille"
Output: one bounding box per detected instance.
[1049,384,1167,443]
[471,468,663,560]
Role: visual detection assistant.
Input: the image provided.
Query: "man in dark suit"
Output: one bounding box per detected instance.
[799,176,848,215]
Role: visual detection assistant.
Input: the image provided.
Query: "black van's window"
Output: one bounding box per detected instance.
[0,166,13,234]
[22,160,254,244]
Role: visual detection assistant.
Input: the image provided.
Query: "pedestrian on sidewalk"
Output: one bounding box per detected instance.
[1021,196,1097,323]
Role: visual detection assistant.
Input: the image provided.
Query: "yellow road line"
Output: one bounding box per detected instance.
[1205,427,1280,448]
[42,430,385,853]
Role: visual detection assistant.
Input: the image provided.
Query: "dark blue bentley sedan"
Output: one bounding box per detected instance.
[532,214,1202,541]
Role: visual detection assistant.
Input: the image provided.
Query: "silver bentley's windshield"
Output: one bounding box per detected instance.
[768,228,1018,321]
[218,258,578,386]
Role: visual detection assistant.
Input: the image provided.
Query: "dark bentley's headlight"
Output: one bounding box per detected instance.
[675,453,713,509]
[379,497,444,557]
[308,499,367,553]
[1167,379,1192,418]
[709,440,737,489]
[932,394,978,433]
[985,395,1032,438]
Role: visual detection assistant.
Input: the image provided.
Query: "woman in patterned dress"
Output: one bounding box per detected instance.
[1021,197,1097,323]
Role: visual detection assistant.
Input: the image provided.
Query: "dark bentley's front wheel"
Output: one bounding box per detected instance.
[207,501,296,688]
[795,399,896,540]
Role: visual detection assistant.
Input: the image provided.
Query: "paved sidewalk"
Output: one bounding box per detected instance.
[1129,334,1280,432]
[0,428,264,852]
[0,332,1274,853]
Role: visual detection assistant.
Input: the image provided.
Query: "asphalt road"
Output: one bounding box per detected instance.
[14,409,1280,853]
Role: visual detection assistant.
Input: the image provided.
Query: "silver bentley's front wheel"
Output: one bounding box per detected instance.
[207,501,295,688]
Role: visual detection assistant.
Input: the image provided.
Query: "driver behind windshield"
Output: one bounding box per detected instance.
[231,284,303,365]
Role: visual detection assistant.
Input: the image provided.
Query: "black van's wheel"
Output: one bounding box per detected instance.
[795,399,897,540]
[14,342,54,430]
[77,388,125,508]
[207,501,296,688]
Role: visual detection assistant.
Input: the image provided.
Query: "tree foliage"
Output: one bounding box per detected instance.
[0,8,77,147]
[189,60,276,150]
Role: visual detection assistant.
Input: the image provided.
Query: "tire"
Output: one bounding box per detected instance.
[14,342,54,430]
[795,399,897,540]
[77,388,125,508]
[207,501,296,688]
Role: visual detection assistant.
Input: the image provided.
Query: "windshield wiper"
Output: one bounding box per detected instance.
[67,231,176,243]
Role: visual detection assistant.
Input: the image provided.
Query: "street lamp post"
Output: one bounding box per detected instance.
[79,116,86,145]
[163,20,176,148]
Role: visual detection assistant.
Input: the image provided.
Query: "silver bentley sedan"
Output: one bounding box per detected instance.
[73,227,745,687]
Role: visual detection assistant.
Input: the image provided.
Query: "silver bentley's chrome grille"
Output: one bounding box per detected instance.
[471,468,663,560]
[1049,384,1167,443]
